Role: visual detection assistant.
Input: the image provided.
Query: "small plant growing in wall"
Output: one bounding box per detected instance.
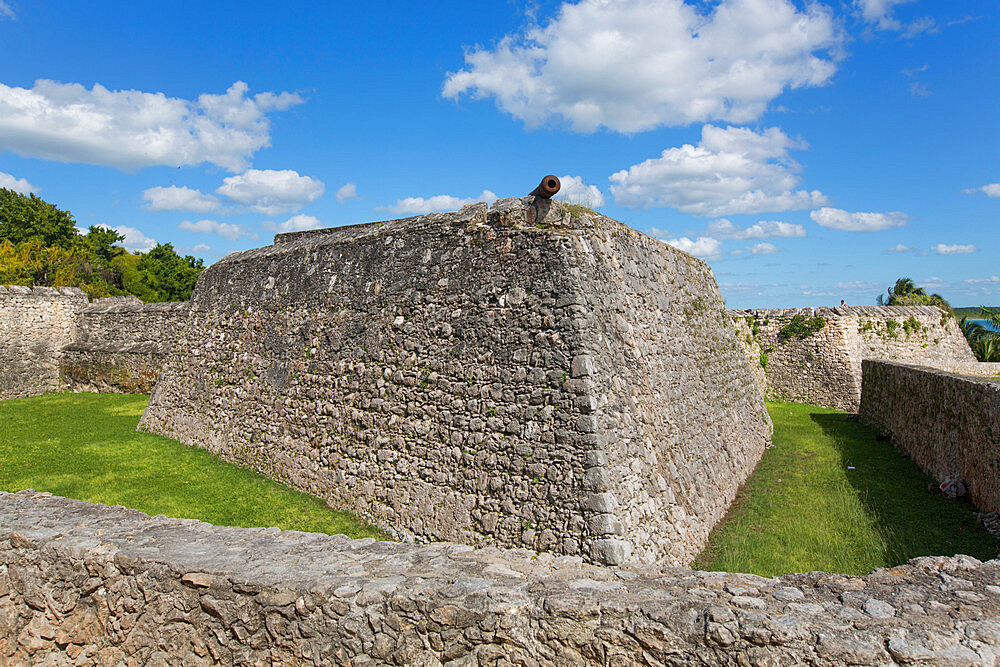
[885,319,900,338]
[903,317,922,336]
[777,315,827,343]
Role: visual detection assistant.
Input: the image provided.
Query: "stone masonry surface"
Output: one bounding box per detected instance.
[140,198,772,566]
[0,285,88,400]
[860,360,1000,514]
[2,491,1000,666]
[731,306,980,411]
[60,296,191,394]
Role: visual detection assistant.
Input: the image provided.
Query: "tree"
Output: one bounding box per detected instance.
[133,243,204,302]
[83,225,125,265]
[0,188,79,248]
[960,307,1000,362]
[876,276,951,313]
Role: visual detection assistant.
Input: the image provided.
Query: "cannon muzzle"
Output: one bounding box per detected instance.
[529,175,561,199]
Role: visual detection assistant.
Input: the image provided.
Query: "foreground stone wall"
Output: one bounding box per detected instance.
[731,306,978,411]
[60,297,190,393]
[0,286,88,400]
[2,492,999,666]
[141,198,771,566]
[860,360,1000,514]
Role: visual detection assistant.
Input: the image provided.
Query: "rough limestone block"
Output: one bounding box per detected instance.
[140,198,772,566]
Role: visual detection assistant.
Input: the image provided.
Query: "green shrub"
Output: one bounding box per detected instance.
[777,315,827,343]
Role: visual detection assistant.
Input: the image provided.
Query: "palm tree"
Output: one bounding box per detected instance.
[876,277,951,313]
[959,307,1000,362]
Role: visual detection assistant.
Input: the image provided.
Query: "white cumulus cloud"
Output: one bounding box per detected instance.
[107,225,157,252]
[143,185,221,213]
[707,219,805,239]
[610,125,827,216]
[855,0,935,37]
[931,243,978,255]
[963,183,1000,198]
[0,80,302,171]
[335,183,359,203]
[443,0,841,133]
[215,169,324,215]
[379,190,498,215]
[0,171,38,194]
[553,175,604,207]
[178,219,255,241]
[810,207,908,232]
[665,236,722,260]
[751,242,779,255]
[886,243,914,253]
[262,214,324,233]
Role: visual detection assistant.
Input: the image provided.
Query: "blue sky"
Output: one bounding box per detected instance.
[0,0,996,307]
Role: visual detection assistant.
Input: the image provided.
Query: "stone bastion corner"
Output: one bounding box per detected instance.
[138,196,773,567]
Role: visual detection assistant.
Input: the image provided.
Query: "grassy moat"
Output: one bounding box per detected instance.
[0,393,386,540]
[696,401,998,576]
[1,393,996,576]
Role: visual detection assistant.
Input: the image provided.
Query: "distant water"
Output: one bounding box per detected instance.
[967,319,1000,333]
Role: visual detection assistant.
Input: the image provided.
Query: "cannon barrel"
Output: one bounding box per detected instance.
[529,175,561,199]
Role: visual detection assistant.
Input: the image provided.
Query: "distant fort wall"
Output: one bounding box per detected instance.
[60,296,190,394]
[860,360,1000,514]
[0,287,189,399]
[0,286,88,401]
[731,306,981,411]
[139,198,772,566]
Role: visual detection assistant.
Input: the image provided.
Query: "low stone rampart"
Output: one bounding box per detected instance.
[0,286,89,400]
[731,306,979,411]
[60,297,190,393]
[860,360,1000,514]
[140,198,772,566]
[2,491,999,666]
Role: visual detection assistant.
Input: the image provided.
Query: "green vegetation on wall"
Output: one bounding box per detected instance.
[0,187,204,301]
[777,314,827,343]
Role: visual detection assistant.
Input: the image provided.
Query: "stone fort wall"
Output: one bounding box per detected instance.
[60,296,190,394]
[139,198,772,566]
[860,360,1000,514]
[3,491,999,666]
[0,286,88,401]
[731,306,979,411]
[0,287,189,399]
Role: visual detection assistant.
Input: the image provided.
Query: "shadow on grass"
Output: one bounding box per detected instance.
[809,412,997,564]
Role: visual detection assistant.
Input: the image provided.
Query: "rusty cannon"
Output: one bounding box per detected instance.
[529,175,561,199]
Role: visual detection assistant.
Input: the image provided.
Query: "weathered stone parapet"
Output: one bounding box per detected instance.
[141,199,770,566]
[2,491,999,666]
[860,360,1000,514]
[0,286,89,400]
[731,306,976,411]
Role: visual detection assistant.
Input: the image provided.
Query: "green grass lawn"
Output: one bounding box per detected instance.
[695,401,999,576]
[0,392,386,539]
